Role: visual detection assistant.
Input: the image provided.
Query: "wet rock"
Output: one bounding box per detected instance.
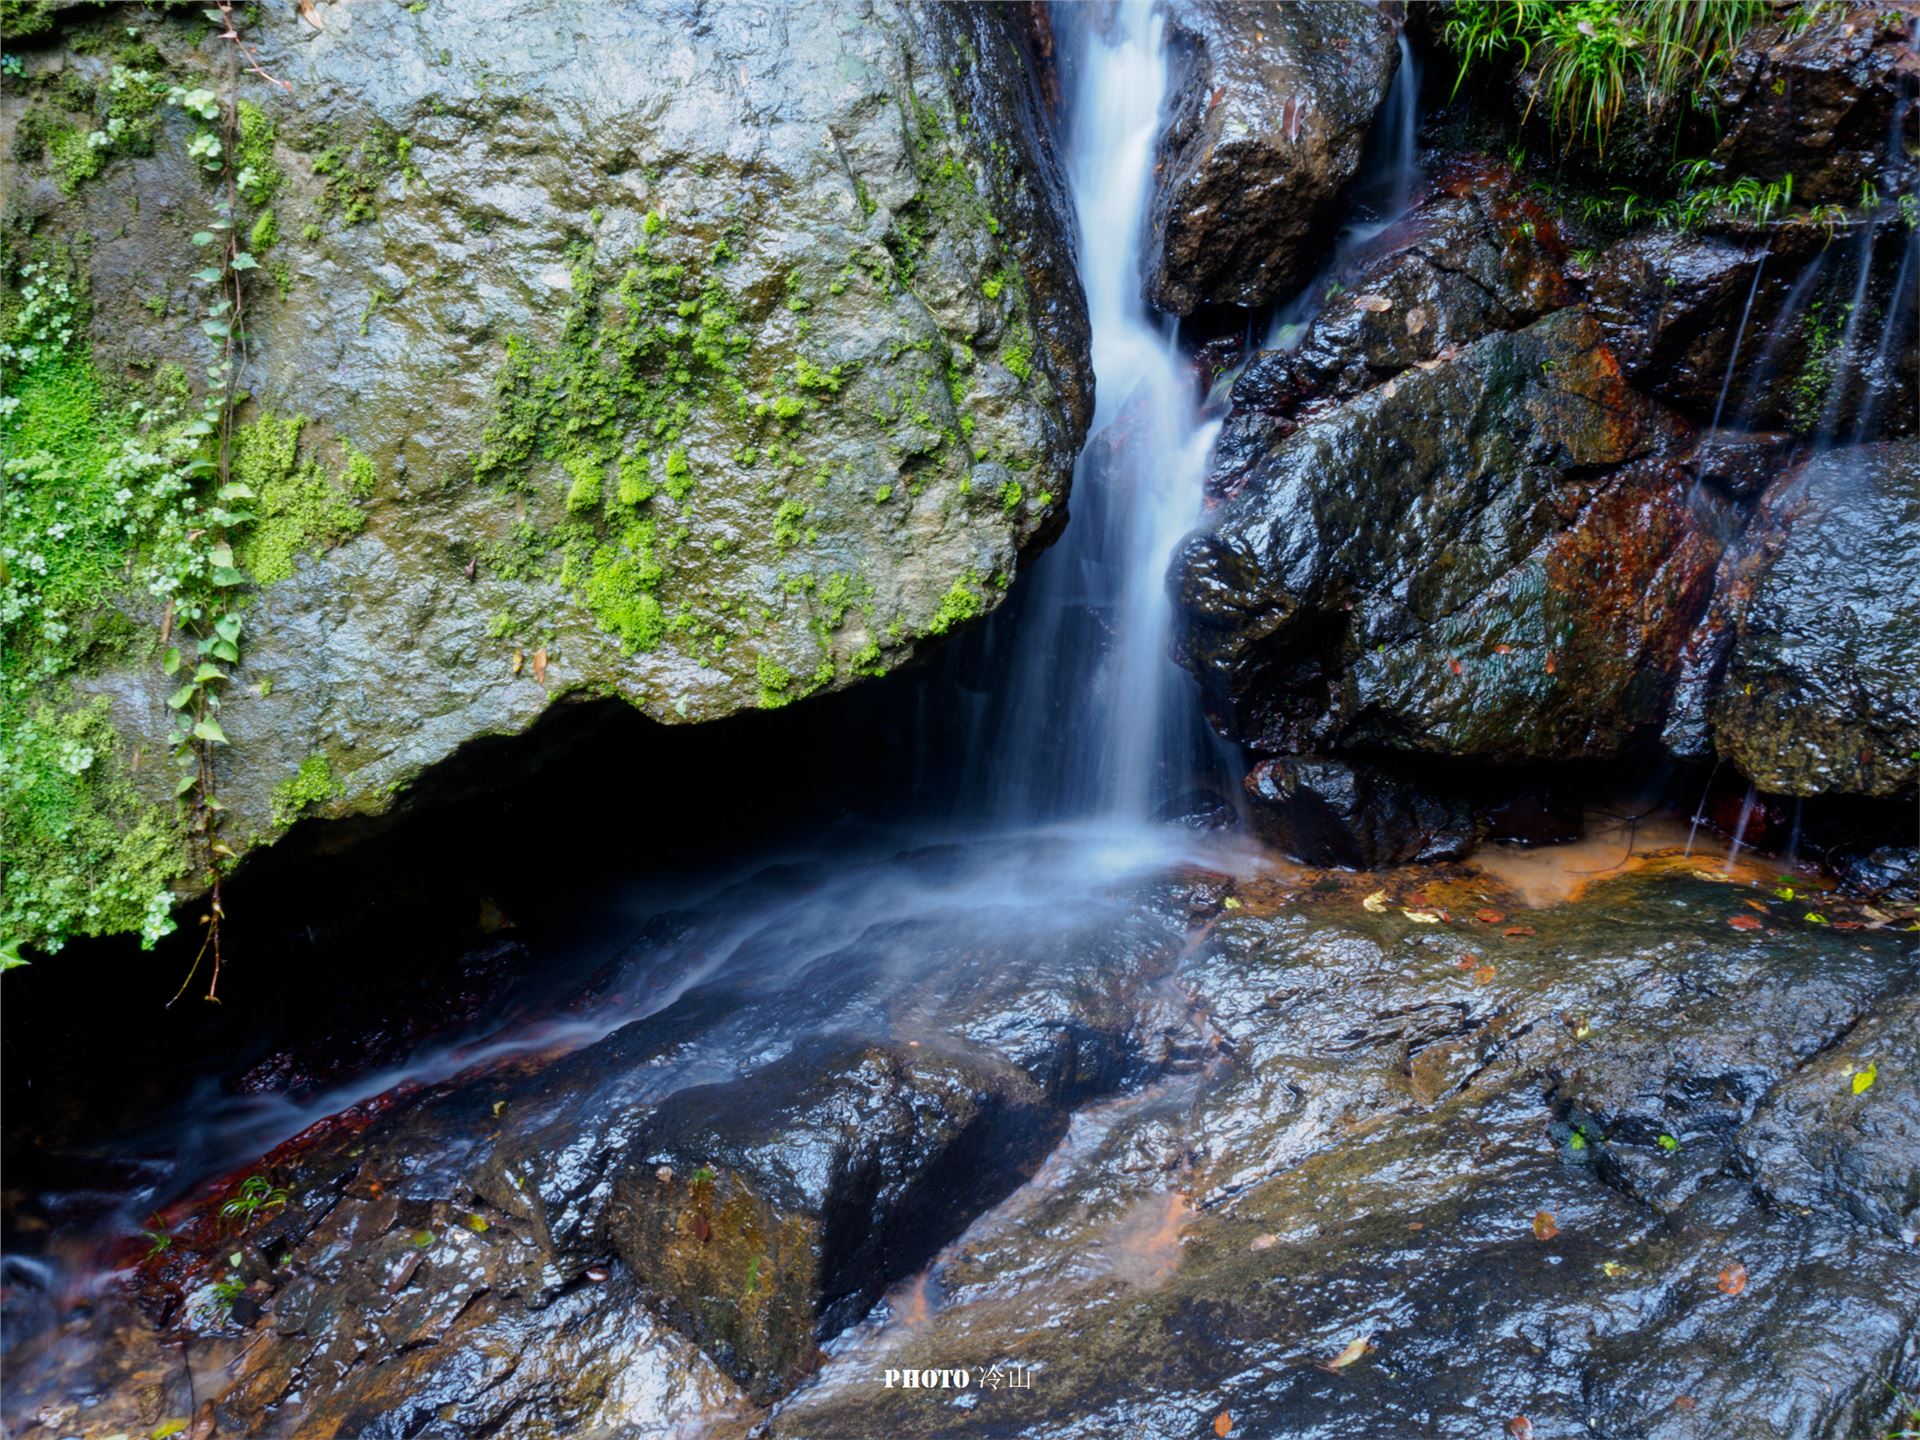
[769,866,1920,1440]
[1585,218,1916,437]
[1687,429,1802,502]
[1741,984,1919,1241]
[1213,155,1574,482]
[1584,224,1822,420]
[1242,757,1475,869]
[1143,0,1402,313]
[611,1039,1058,1400]
[1836,844,1920,902]
[1709,440,1920,797]
[2,0,1092,943]
[1702,6,1920,207]
[1174,307,1721,766]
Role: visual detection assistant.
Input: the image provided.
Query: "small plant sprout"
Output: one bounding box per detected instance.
[221,1174,289,1226]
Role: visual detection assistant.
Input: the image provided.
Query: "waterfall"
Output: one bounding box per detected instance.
[967,0,1224,828]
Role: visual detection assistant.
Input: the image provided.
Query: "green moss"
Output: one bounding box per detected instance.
[1000,480,1023,513]
[310,122,416,228]
[233,413,369,585]
[0,0,61,39]
[663,446,694,502]
[234,98,282,206]
[249,207,279,253]
[48,125,105,193]
[1002,324,1034,383]
[755,653,795,709]
[564,451,604,513]
[580,519,666,652]
[270,753,340,828]
[1,694,185,955]
[925,571,985,636]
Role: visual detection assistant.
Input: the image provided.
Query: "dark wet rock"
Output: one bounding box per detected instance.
[1687,429,1802,502]
[1,0,1092,939]
[1585,224,1822,420]
[1143,0,1402,313]
[1709,440,1920,797]
[1741,984,1919,1242]
[612,1039,1058,1400]
[1837,844,1920,902]
[1213,156,1574,483]
[1586,218,1916,438]
[769,865,1920,1440]
[1242,756,1475,869]
[1174,307,1723,767]
[1703,5,1920,207]
[1482,775,1585,846]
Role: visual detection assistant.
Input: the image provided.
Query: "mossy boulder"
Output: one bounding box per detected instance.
[0,0,1090,954]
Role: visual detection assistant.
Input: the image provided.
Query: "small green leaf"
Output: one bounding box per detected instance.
[175,773,201,797]
[413,1230,435,1248]
[0,940,29,973]
[231,252,259,270]
[210,638,241,663]
[1852,1061,1877,1095]
[210,542,235,568]
[1803,912,1828,925]
[167,684,197,710]
[194,266,223,283]
[191,231,215,246]
[211,566,247,587]
[1657,1133,1680,1152]
[193,718,229,744]
[194,663,226,683]
[218,482,256,501]
[202,319,232,339]
[154,1421,190,1439]
[1568,1130,1587,1152]
[163,646,182,675]
[215,614,243,642]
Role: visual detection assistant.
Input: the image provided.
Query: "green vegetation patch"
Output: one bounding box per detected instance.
[1,694,185,952]
[233,413,375,585]
[271,753,341,827]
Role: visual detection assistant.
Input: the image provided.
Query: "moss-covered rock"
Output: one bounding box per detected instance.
[0,0,1090,954]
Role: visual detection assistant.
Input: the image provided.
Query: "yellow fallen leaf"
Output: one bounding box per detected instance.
[1362,889,1388,913]
[1223,896,1242,910]
[1852,1061,1877,1094]
[1402,909,1442,924]
[1352,294,1392,312]
[1249,1233,1277,1251]
[1326,1334,1373,1369]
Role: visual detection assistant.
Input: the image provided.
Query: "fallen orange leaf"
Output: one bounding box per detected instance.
[1533,1210,1559,1242]
[1508,1419,1535,1440]
[1475,908,1506,924]
[1214,1412,1232,1438]
[1674,1396,1698,1411]
[1504,925,1537,938]
[1727,914,1762,931]
[1471,964,1498,985]
[1717,1260,1747,1296]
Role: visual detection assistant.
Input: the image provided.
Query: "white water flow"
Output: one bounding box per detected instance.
[975,1,1224,826]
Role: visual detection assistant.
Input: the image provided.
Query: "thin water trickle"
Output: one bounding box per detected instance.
[1723,784,1758,875]
[1266,31,1420,351]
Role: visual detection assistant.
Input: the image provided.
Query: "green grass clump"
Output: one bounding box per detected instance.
[1443,0,1768,156]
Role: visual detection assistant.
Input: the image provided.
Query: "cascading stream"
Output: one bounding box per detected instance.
[966,0,1226,828]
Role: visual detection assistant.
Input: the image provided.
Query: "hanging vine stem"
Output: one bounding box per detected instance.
[165,4,290,1006]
